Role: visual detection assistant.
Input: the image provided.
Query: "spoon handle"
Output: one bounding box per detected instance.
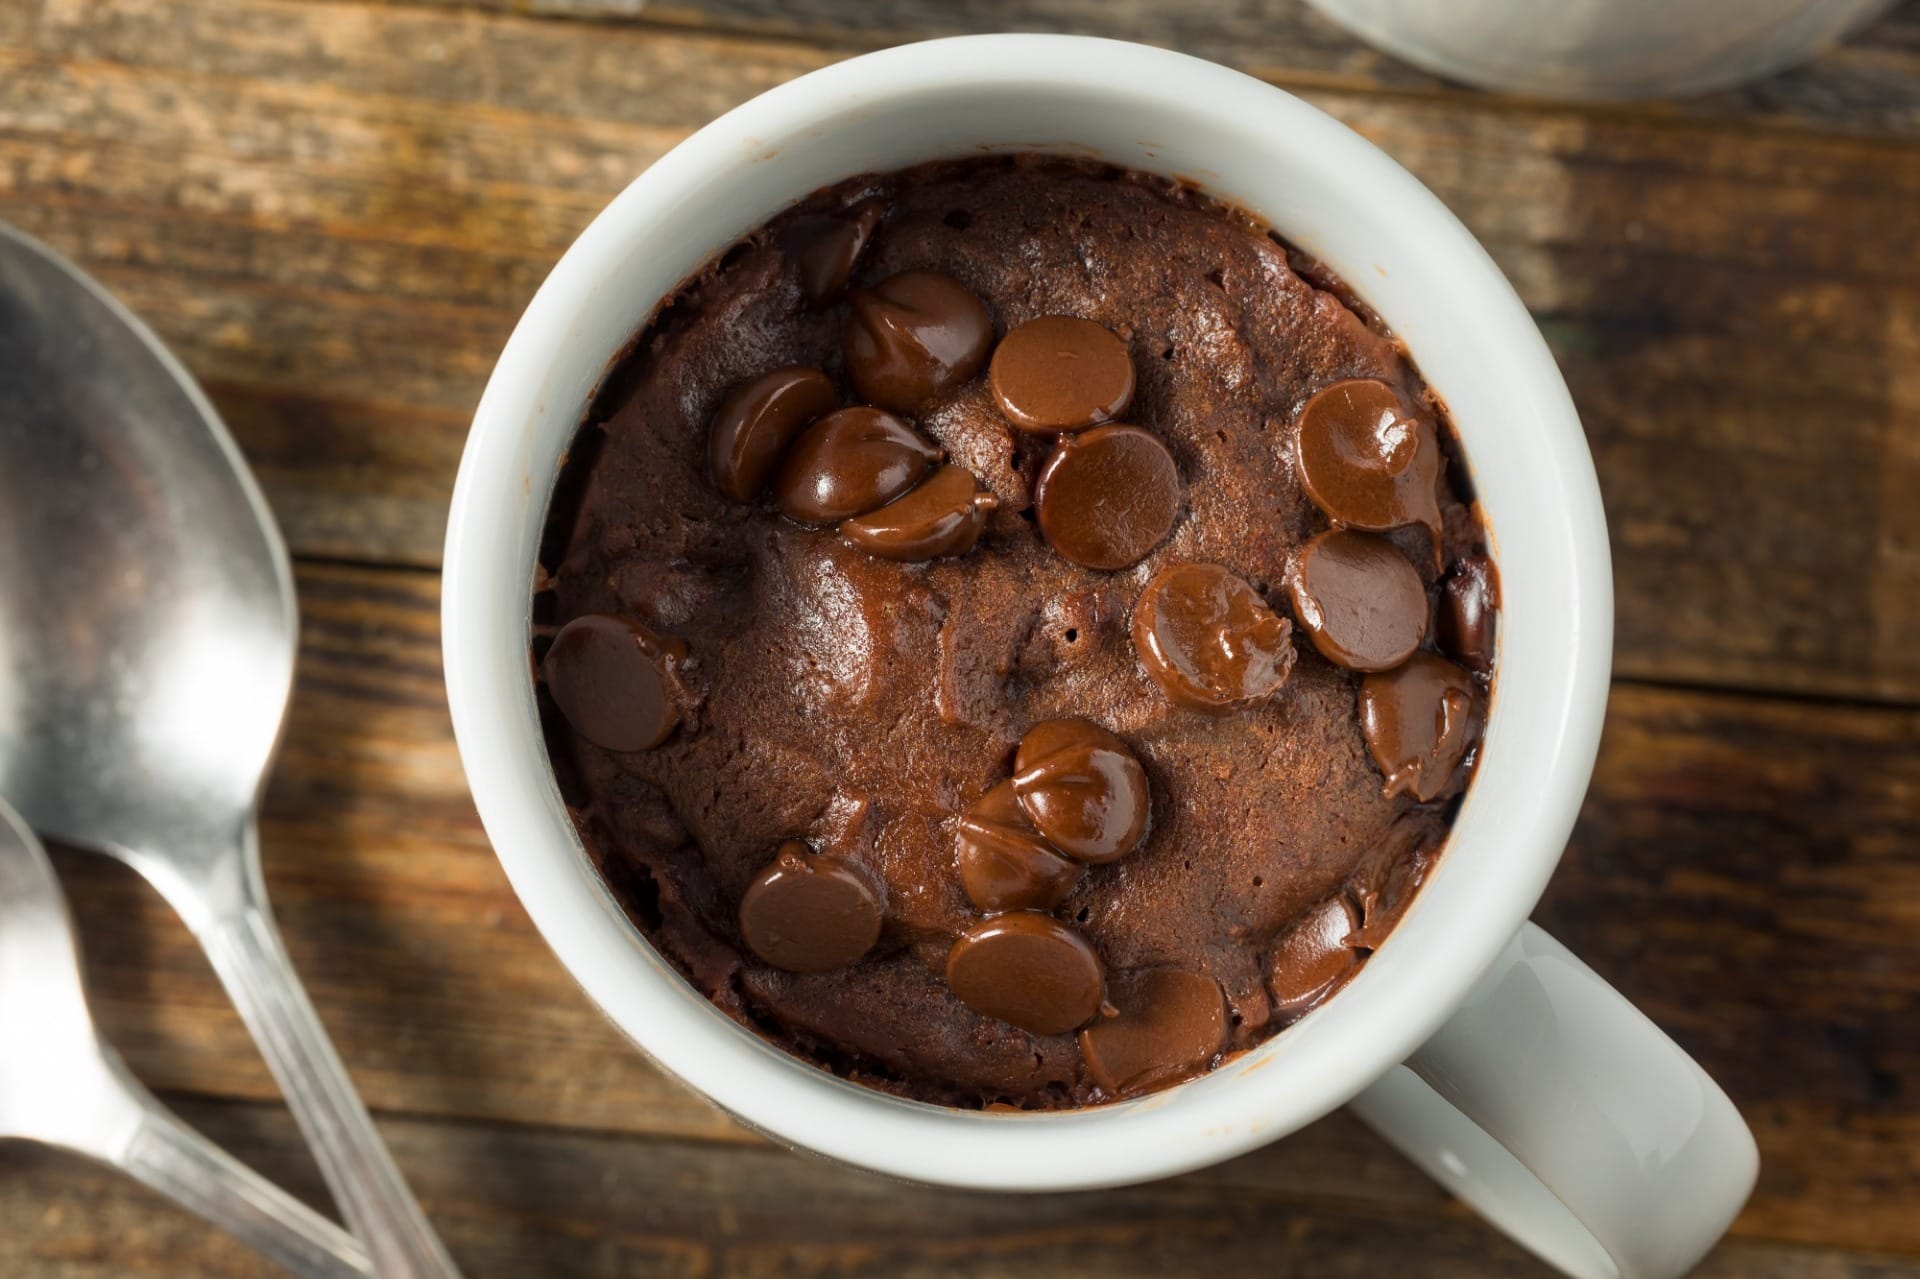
[195,855,464,1279]
[119,1087,373,1279]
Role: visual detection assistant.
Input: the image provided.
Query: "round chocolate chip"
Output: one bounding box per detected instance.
[1284,529,1430,672]
[840,464,999,561]
[956,780,1085,913]
[541,614,684,752]
[1294,379,1443,544]
[738,841,884,973]
[773,406,939,526]
[707,366,837,504]
[989,315,1136,434]
[776,196,885,308]
[1358,652,1485,802]
[1267,895,1361,1018]
[1011,719,1150,865]
[844,269,993,412]
[1034,425,1181,570]
[1438,554,1499,677]
[1078,968,1226,1095]
[946,912,1105,1036]
[1132,562,1296,713]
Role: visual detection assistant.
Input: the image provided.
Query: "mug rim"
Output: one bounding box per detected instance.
[443,33,1614,1191]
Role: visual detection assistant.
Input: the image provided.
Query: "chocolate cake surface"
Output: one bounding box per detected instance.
[535,155,1496,1108]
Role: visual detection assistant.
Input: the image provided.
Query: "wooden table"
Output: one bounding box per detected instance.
[3,1,1917,1274]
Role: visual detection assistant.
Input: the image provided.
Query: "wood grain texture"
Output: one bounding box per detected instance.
[16,562,1908,1256]
[7,1097,1920,1279]
[2,1,1916,1274]
[3,0,1916,702]
[296,0,1920,140]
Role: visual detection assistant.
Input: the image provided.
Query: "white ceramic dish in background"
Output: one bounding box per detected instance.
[1306,0,1895,99]
[443,36,1758,1279]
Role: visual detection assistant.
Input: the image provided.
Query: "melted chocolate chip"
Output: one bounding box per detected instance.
[1284,528,1429,672]
[1267,895,1361,1018]
[708,366,838,503]
[541,614,685,752]
[840,464,998,561]
[1011,719,1150,865]
[1438,554,1499,677]
[1034,425,1181,570]
[1078,968,1226,1095]
[1294,379,1443,547]
[777,197,885,308]
[1132,563,1296,713]
[844,269,993,412]
[773,407,939,525]
[946,912,1105,1036]
[738,842,884,973]
[989,315,1136,434]
[1358,653,1484,802]
[956,780,1085,912]
[1349,820,1435,950]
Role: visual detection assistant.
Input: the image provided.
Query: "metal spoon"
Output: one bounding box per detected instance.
[0,223,462,1277]
[0,795,372,1278]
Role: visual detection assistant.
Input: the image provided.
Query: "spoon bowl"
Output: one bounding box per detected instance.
[0,222,460,1277]
[0,228,293,907]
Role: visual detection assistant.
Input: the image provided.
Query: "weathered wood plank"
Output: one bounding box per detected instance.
[665,0,1920,145]
[6,1098,1920,1279]
[284,0,1920,141]
[3,0,1916,701]
[43,561,1920,1253]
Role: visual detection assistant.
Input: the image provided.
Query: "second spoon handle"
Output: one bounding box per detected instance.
[192,836,462,1279]
[119,1085,372,1279]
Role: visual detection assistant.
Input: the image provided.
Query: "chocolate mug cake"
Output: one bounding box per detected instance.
[533,155,1497,1108]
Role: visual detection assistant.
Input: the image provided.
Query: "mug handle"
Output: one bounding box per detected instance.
[1349,923,1758,1279]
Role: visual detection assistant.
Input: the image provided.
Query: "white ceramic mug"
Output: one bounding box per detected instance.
[443,36,1757,1279]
